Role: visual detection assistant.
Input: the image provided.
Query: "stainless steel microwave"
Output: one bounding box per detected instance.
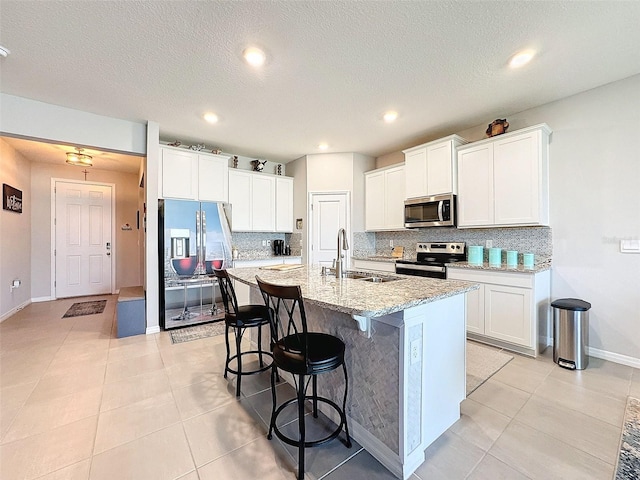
[404,193,456,228]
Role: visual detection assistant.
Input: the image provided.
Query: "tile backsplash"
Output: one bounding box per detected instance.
[230,231,302,259]
[353,226,552,264]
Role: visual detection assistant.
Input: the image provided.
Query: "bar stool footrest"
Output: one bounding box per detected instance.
[226,350,274,376]
[271,396,349,448]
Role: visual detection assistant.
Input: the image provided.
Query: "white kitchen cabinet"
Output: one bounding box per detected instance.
[275,176,294,232]
[160,147,198,200]
[365,164,405,231]
[447,267,551,357]
[457,124,551,228]
[228,170,278,232]
[403,135,468,199]
[365,170,386,230]
[198,154,229,202]
[228,170,252,230]
[351,259,396,273]
[251,175,276,231]
[159,146,229,202]
[457,143,494,226]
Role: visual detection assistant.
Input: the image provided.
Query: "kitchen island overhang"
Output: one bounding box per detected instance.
[227,266,478,480]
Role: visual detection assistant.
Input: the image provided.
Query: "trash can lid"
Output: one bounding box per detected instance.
[551,298,591,311]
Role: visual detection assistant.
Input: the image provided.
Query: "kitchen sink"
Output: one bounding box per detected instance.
[342,271,370,280]
[342,271,401,283]
[358,276,399,283]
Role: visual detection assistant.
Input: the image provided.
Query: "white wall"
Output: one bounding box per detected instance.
[287,156,308,262]
[292,153,375,264]
[0,140,32,320]
[0,94,147,155]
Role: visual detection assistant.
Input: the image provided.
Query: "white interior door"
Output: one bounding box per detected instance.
[55,180,113,298]
[309,193,348,267]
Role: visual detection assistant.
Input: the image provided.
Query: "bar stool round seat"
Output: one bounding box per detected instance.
[257,276,351,480]
[213,269,274,397]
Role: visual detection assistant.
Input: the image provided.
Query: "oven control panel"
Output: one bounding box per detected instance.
[416,242,465,254]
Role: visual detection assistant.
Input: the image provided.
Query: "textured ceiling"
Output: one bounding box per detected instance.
[1,1,639,166]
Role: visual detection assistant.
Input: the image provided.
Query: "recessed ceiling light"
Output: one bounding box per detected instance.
[203,112,219,124]
[383,111,398,123]
[0,45,10,58]
[509,50,535,68]
[318,143,329,151]
[243,47,266,67]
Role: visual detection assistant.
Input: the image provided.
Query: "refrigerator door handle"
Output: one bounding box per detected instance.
[196,209,202,267]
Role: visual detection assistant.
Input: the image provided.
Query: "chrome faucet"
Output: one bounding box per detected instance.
[335,228,349,278]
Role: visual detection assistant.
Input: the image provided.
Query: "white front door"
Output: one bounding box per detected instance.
[55,180,114,298]
[309,193,349,267]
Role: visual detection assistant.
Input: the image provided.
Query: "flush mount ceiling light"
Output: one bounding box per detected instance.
[383,111,398,123]
[0,45,10,58]
[203,112,219,124]
[243,47,266,67]
[509,50,535,68]
[317,143,329,151]
[66,147,93,167]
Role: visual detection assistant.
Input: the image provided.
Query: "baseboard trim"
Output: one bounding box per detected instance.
[32,296,54,303]
[0,299,32,323]
[587,346,640,369]
[146,326,161,335]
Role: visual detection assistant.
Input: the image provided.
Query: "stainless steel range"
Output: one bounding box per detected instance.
[395,242,466,279]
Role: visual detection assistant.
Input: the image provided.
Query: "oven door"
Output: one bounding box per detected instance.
[395,262,446,279]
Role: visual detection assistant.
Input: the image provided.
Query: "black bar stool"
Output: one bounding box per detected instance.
[256,276,351,480]
[213,269,274,397]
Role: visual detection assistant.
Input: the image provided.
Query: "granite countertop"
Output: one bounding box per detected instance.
[352,255,400,263]
[227,264,478,318]
[234,255,303,262]
[446,260,552,274]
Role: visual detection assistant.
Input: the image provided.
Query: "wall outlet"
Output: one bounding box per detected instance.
[390,240,394,247]
[267,240,271,247]
[485,240,493,248]
[410,339,421,365]
[262,240,266,247]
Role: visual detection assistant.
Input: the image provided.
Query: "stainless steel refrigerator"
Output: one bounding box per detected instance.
[158,199,232,330]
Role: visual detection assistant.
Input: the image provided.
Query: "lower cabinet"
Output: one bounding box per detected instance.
[447,267,550,357]
[351,259,396,274]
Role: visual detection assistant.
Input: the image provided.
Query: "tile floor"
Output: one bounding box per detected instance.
[1,295,638,480]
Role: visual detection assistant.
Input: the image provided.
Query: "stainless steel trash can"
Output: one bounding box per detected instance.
[552,298,591,370]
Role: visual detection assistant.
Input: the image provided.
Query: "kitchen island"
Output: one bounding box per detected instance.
[227,265,478,479]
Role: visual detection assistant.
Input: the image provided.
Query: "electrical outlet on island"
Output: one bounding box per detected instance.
[485,240,493,248]
[390,240,394,247]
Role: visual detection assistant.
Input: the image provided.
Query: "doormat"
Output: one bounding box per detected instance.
[170,321,226,344]
[615,396,640,480]
[466,341,513,396]
[62,300,107,318]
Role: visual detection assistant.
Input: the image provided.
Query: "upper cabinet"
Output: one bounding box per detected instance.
[365,164,405,231]
[159,146,229,202]
[275,176,294,233]
[403,135,468,198]
[228,170,293,232]
[457,124,551,228]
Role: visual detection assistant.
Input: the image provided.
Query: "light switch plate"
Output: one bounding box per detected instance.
[620,239,640,253]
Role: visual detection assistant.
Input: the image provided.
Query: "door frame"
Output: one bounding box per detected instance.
[50,178,117,299]
[307,191,351,267]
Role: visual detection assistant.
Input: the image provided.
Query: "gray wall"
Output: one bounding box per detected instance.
[0,140,32,319]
